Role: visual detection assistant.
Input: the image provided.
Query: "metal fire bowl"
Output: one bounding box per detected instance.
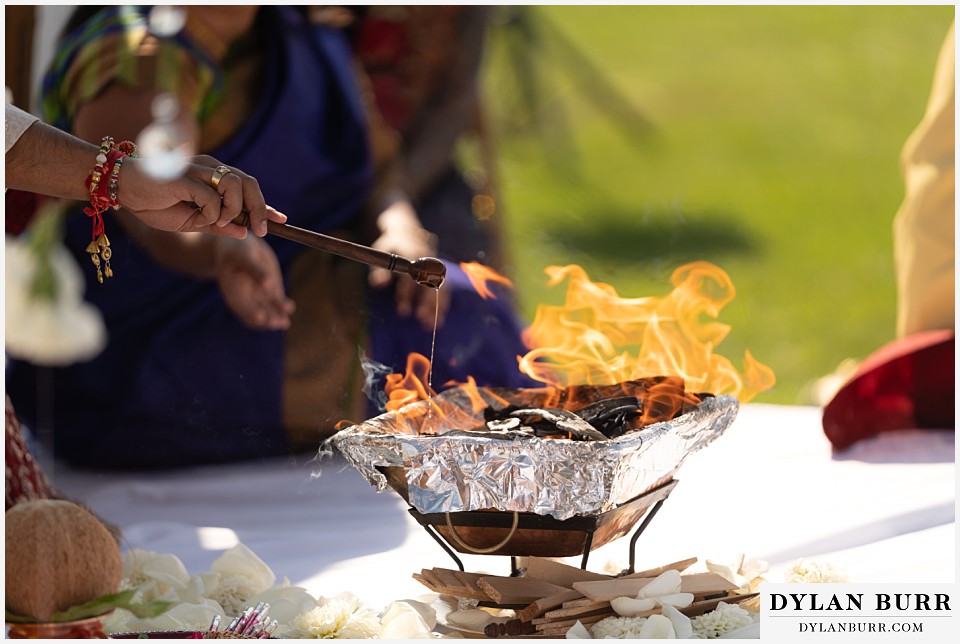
[330,383,739,522]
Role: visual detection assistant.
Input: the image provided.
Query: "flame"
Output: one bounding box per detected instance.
[384,353,437,412]
[518,262,775,402]
[383,353,512,433]
[460,262,514,300]
[380,261,774,425]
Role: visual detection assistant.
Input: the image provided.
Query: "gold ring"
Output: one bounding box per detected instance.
[210,165,232,189]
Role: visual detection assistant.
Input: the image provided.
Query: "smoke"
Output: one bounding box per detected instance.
[359,348,394,413]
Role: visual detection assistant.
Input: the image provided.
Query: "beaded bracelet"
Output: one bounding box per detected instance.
[83,136,137,283]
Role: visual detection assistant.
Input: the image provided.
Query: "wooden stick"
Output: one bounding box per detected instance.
[622,556,699,579]
[412,573,438,593]
[516,589,584,622]
[536,612,612,636]
[542,600,612,620]
[419,568,444,590]
[477,576,568,606]
[232,213,446,288]
[535,607,615,626]
[561,597,604,610]
[524,557,611,587]
[452,570,492,600]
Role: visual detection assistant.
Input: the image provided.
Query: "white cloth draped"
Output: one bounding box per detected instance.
[48,403,955,611]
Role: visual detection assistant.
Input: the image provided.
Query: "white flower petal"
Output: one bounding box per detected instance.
[638,569,682,598]
[566,620,593,639]
[661,603,693,639]
[611,596,657,616]
[121,550,190,601]
[705,561,738,584]
[741,558,769,579]
[211,543,276,590]
[657,593,695,608]
[4,237,106,365]
[637,613,676,638]
[381,600,438,638]
[249,584,319,626]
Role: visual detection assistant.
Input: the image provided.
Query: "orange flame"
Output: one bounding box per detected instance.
[384,353,437,412]
[382,261,774,422]
[518,262,775,402]
[383,353,512,433]
[460,262,514,300]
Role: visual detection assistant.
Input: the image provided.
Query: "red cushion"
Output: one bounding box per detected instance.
[822,329,955,451]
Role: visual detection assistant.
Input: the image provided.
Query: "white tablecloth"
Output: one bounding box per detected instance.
[49,403,956,612]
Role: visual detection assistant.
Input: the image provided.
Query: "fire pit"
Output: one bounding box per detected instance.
[330,376,739,569]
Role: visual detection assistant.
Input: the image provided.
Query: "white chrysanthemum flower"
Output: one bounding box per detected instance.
[285,592,383,639]
[590,615,649,638]
[5,235,106,365]
[691,601,757,639]
[783,559,848,584]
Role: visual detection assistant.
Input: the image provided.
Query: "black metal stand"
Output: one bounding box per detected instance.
[408,479,678,576]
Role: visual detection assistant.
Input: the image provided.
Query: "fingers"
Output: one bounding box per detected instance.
[189,157,286,236]
[177,202,248,238]
[241,292,296,330]
[241,267,296,330]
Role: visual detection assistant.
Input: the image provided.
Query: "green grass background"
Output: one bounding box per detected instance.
[474,5,954,405]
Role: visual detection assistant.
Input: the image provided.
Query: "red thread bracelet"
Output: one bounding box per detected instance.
[83,138,137,283]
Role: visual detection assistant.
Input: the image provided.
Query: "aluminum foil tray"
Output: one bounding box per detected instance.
[330,383,739,521]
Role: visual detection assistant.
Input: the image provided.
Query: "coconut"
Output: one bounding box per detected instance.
[5,499,122,622]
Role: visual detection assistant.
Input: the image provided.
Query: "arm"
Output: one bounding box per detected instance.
[5,104,282,239]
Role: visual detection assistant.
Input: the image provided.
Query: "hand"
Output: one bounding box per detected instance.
[214,235,296,330]
[369,199,451,329]
[117,155,286,239]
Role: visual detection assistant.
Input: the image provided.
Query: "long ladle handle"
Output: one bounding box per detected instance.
[233,213,445,288]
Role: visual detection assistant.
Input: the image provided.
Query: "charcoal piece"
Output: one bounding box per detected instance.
[571,396,641,439]
[574,396,641,423]
[529,421,570,439]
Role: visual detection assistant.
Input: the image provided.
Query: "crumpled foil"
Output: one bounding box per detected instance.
[330,385,739,520]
